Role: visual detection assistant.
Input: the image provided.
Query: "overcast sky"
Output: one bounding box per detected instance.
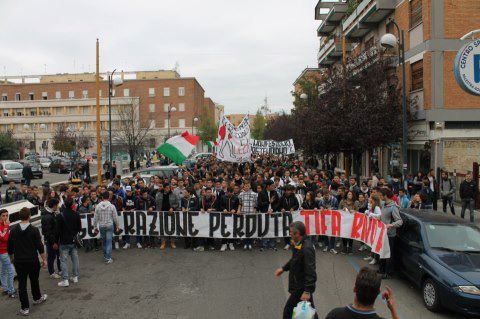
[0,0,318,114]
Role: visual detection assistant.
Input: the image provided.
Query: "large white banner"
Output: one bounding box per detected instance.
[216,115,252,163]
[251,139,295,155]
[79,210,390,258]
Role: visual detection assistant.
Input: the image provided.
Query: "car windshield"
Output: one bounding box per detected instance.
[4,162,23,170]
[426,223,480,252]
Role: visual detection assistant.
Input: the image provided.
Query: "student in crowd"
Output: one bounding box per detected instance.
[93,191,120,264]
[0,209,16,298]
[40,199,61,278]
[460,172,477,222]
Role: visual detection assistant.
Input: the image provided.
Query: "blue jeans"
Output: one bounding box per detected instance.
[59,244,79,280]
[100,225,114,260]
[0,253,15,294]
[46,242,61,275]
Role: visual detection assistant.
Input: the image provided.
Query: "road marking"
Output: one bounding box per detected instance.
[347,255,406,319]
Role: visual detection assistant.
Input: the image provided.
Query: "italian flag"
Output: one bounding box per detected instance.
[206,141,214,148]
[157,131,199,164]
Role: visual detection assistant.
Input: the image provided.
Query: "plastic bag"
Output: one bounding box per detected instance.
[292,301,316,319]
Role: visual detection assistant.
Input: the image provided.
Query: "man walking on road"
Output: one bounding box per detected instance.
[93,191,120,263]
[460,173,477,222]
[7,207,48,316]
[275,221,318,319]
[439,171,456,215]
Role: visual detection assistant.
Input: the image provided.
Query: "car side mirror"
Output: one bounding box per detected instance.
[409,241,424,251]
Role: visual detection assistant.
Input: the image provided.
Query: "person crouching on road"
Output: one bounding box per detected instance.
[93,191,120,264]
[56,195,81,287]
[275,221,318,319]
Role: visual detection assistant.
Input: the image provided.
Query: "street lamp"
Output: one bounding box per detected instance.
[108,69,123,176]
[191,116,199,135]
[23,123,46,155]
[167,105,177,139]
[381,20,407,182]
[300,93,308,100]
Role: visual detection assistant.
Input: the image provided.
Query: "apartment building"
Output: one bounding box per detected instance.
[0,70,216,153]
[313,0,480,175]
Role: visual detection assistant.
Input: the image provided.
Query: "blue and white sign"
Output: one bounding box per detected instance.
[454,38,480,96]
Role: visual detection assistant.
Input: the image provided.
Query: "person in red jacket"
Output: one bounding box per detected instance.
[0,209,16,297]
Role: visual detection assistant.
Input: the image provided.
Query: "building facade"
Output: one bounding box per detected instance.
[0,70,216,154]
[313,0,480,176]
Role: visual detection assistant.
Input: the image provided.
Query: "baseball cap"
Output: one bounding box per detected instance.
[125,186,132,192]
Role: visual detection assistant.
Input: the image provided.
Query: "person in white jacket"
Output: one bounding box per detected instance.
[93,191,119,264]
[363,195,382,265]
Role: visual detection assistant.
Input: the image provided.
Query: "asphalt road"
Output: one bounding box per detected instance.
[0,241,468,319]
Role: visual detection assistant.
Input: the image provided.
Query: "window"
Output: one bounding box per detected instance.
[99,90,102,97]
[178,87,185,96]
[163,87,170,97]
[164,103,170,112]
[82,122,90,130]
[42,92,48,100]
[82,90,88,98]
[29,109,36,116]
[29,93,34,100]
[43,124,49,131]
[410,0,422,28]
[178,103,185,112]
[164,119,170,128]
[149,119,156,128]
[15,93,21,101]
[68,107,76,115]
[39,109,50,116]
[1,94,7,101]
[123,88,130,97]
[82,107,90,115]
[3,110,9,116]
[179,119,185,128]
[398,219,422,245]
[411,60,423,91]
[149,104,155,112]
[55,91,61,99]
[16,110,23,116]
[149,88,155,97]
[68,90,75,99]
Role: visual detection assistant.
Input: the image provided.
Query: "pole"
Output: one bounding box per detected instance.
[108,73,112,178]
[400,30,408,182]
[95,39,102,184]
[33,130,36,155]
[167,108,171,140]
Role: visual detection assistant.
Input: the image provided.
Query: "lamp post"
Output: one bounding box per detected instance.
[191,116,199,135]
[381,20,407,182]
[108,69,123,177]
[167,105,177,140]
[23,123,46,155]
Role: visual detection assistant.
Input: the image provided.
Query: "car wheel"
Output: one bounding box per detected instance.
[422,278,441,312]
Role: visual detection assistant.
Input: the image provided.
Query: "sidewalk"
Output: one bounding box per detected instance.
[435,199,479,225]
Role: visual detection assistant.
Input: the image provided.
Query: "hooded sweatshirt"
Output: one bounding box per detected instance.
[381,201,403,237]
[93,200,119,229]
[7,223,44,263]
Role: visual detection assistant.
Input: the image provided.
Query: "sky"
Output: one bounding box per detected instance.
[0,0,319,114]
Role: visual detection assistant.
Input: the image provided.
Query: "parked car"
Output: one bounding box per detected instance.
[395,209,480,316]
[19,160,43,179]
[0,161,24,184]
[49,158,72,174]
[119,166,180,182]
[38,157,52,169]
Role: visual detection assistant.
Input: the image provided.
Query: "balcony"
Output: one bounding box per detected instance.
[316,2,348,36]
[342,0,396,40]
[317,36,354,67]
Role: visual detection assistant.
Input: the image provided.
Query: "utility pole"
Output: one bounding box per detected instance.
[95,39,102,184]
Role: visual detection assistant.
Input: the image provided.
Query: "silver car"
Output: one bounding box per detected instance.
[0,161,24,184]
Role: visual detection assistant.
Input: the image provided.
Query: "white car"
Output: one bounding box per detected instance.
[38,157,52,169]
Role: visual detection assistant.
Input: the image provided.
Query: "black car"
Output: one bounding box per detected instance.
[49,158,72,174]
[395,209,480,316]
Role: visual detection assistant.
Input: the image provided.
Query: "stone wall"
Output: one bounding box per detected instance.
[443,139,480,173]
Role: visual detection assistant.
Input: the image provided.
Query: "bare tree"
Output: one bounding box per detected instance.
[76,132,92,155]
[112,97,152,163]
[52,123,76,155]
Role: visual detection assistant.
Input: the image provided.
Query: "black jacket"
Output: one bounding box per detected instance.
[41,207,57,244]
[282,237,316,293]
[460,180,477,200]
[219,195,240,212]
[301,200,319,210]
[278,194,299,211]
[181,196,200,211]
[55,210,82,245]
[7,223,45,263]
[257,190,279,212]
[22,166,34,180]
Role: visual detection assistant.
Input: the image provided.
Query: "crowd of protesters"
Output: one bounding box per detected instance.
[0,153,477,316]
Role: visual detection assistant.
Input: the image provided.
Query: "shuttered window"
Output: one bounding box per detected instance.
[410,0,422,28]
[411,60,423,91]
